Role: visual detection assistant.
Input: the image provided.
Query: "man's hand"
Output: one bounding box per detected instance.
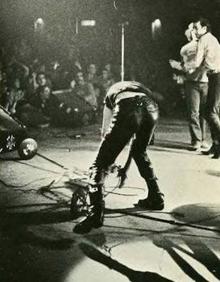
[169,59,183,71]
[187,68,196,74]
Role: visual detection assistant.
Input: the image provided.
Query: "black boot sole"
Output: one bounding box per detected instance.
[134,202,164,211]
[73,221,103,234]
[212,154,220,159]
[201,145,215,156]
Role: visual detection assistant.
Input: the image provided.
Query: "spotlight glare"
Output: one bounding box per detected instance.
[34,18,45,32]
[81,20,96,27]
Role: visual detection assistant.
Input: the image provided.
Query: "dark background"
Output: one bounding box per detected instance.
[1,0,220,112]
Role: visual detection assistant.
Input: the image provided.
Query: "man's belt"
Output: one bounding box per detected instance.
[115,91,146,104]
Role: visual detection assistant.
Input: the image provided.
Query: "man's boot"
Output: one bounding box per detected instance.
[136,179,164,210]
[212,144,220,159]
[73,186,104,234]
[201,143,215,155]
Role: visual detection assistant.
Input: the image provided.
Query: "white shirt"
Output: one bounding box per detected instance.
[195,32,220,73]
[180,40,208,82]
[180,40,198,71]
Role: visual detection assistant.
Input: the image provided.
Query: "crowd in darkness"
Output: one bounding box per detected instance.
[0,36,120,128]
[0,13,182,129]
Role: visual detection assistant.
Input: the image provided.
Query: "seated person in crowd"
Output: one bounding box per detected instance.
[98,69,115,93]
[25,71,52,101]
[17,83,96,128]
[47,59,68,90]
[104,63,115,80]
[86,63,102,106]
[73,71,97,109]
[6,55,29,90]
[0,69,7,106]
[36,72,52,90]
[97,69,115,113]
[86,63,99,85]
[4,77,24,115]
[17,85,73,127]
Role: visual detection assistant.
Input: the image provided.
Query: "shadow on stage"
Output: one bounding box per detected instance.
[79,241,173,282]
[157,203,220,281]
[1,200,220,281]
[149,139,203,155]
[172,203,220,229]
[0,202,75,250]
[80,203,220,282]
[206,169,220,178]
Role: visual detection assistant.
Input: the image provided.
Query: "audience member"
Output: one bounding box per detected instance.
[0,69,7,106]
[74,71,97,109]
[104,63,115,80]
[0,34,176,129]
[86,64,98,84]
[5,78,24,115]
[17,85,75,127]
[97,69,115,113]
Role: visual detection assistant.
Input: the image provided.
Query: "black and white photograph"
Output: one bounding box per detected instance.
[1,0,220,281]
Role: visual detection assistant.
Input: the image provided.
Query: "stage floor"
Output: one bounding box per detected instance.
[0,118,220,282]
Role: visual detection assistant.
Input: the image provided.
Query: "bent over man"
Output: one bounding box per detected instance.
[73,81,164,234]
